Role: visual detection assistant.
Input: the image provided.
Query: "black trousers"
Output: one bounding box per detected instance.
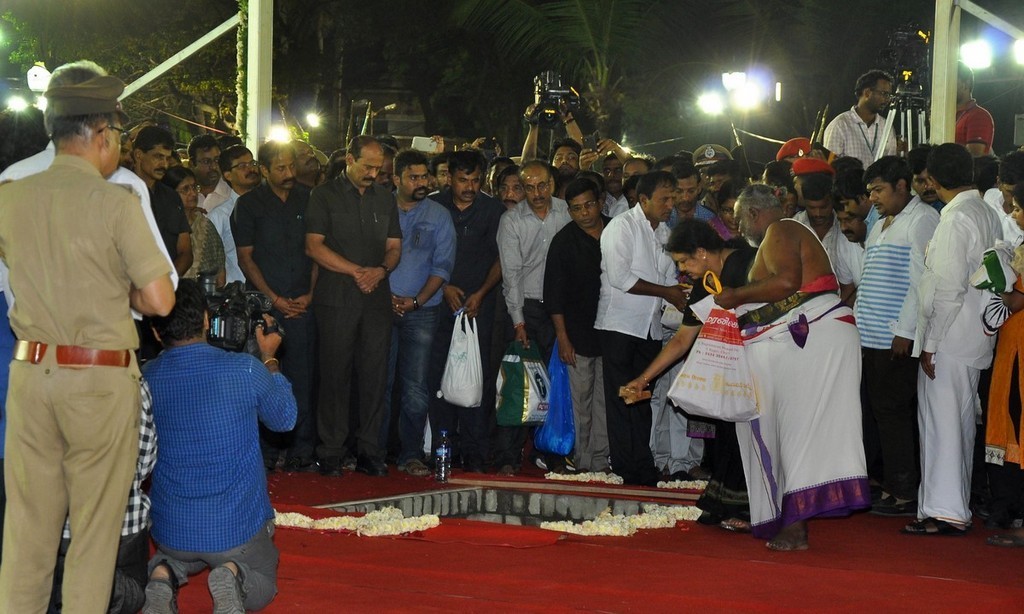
[493,299,556,468]
[314,301,392,462]
[601,329,661,486]
[427,294,497,466]
[48,527,149,614]
[862,347,920,500]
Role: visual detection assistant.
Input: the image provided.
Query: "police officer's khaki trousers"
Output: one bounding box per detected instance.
[0,350,139,614]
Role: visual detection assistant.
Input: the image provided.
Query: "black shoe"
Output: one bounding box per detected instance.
[341,455,357,471]
[319,456,344,478]
[463,460,486,474]
[355,455,389,477]
[870,494,917,517]
[283,457,319,473]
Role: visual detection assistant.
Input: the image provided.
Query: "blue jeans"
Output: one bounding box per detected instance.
[382,306,440,464]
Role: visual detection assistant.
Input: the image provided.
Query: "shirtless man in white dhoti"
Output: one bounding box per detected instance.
[716,184,871,550]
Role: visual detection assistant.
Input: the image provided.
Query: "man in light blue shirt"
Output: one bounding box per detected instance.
[384,150,456,476]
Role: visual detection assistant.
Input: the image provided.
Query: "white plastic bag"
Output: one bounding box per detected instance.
[667,304,758,422]
[438,312,483,407]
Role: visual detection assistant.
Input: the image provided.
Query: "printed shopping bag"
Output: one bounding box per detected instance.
[495,341,550,426]
[668,272,758,422]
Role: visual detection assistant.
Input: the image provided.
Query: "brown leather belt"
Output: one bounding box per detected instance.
[13,340,131,368]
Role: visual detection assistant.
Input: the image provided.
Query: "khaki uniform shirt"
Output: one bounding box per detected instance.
[0,155,171,349]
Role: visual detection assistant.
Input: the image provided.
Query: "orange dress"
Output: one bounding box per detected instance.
[987,276,1024,466]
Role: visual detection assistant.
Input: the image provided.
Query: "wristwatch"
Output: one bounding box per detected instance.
[380,263,391,277]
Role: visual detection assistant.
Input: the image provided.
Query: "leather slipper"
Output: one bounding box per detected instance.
[986,533,1024,548]
[719,518,752,533]
[901,517,969,536]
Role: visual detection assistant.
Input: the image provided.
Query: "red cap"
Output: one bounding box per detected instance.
[776,137,812,161]
[791,157,835,177]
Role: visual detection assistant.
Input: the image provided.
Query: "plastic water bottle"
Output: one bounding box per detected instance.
[434,430,451,483]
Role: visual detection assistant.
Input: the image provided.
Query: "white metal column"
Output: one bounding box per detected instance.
[246,0,273,153]
[930,0,960,145]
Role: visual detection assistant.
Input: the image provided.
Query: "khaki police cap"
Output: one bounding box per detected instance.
[693,144,732,167]
[45,75,129,121]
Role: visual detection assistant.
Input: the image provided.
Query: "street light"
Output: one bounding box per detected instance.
[6,96,28,112]
[267,125,291,143]
[960,40,992,69]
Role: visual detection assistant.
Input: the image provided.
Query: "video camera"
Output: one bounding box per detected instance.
[198,275,280,353]
[527,71,582,128]
[878,24,930,100]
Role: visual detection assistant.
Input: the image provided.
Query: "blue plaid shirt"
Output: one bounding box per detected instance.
[143,343,296,552]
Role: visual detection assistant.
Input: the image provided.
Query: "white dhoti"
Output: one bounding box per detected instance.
[916,355,979,525]
[736,295,871,539]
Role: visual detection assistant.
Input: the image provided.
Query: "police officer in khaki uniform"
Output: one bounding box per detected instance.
[0,70,175,613]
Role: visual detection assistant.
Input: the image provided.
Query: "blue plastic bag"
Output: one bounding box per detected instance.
[534,340,575,456]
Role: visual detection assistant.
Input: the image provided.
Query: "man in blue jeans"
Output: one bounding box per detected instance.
[384,149,456,476]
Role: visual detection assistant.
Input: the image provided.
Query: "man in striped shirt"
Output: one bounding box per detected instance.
[857,156,939,516]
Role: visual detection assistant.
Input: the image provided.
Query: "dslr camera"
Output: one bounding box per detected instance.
[199,275,281,353]
[527,71,582,128]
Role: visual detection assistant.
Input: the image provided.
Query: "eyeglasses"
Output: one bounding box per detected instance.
[230,161,258,171]
[176,184,201,195]
[524,182,550,194]
[568,200,599,213]
[871,88,893,99]
[102,125,125,138]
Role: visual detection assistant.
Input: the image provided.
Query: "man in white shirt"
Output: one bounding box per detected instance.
[983,151,1024,244]
[494,161,571,475]
[596,170,687,486]
[208,145,261,284]
[823,69,898,167]
[186,134,229,213]
[791,158,863,300]
[907,143,1001,536]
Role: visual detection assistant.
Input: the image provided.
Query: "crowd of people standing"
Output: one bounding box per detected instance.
[0,57,1022,611]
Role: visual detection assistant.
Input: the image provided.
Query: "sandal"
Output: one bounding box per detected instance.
[719,518,752,533]
[986,533,1024,548]
[901,517,969,536]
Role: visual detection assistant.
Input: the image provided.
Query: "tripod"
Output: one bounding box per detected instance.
[878,92,928,161]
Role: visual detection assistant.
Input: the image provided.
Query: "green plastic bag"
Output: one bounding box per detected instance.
[495,341,550,426]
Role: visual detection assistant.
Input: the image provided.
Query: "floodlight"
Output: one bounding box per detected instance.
[960,40,992,69]
[731,82,763,111]
[1015,39,1024,65]
[305,113,321,128]
[721,72,747,92]
[267,125,291,143]
[6,96,28,112]
[697,92,725,116]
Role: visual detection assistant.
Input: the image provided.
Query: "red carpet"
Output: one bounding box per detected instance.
[171,469,1024,611]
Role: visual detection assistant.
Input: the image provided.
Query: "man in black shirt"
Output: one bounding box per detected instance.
[544,178,611,472]
[426,150,504,473]
[234,140,318,473]
[132,126,191,277]
[305,136,402,477]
